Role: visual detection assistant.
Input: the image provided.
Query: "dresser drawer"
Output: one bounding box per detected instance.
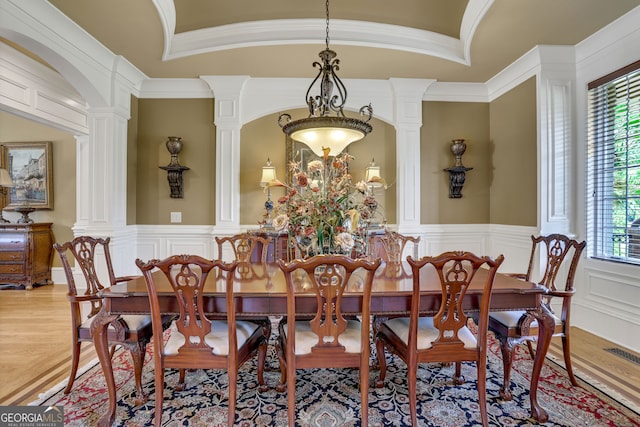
[0,263,25,275]
[0,251,24,262]
[0,233,27,249]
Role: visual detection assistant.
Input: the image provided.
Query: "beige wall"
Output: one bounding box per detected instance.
[489,77,537,226]
[240,112,397,227]
[421,102,491,223]
[0,111,77,267]
[135,99,216,225]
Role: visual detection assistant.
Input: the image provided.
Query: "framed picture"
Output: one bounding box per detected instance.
[1,142,53,210]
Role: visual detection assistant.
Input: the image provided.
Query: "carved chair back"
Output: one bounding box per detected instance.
[216,233,271,279]
[523,234,586,309]
[408,251,504,357]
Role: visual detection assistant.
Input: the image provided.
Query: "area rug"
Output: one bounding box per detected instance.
[34,327,640,427]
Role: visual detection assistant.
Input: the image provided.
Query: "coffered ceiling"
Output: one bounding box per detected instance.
[31,0,640,83]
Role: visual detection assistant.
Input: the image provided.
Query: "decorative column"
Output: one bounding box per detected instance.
[390,78,434,234]
[200,76,250,234]
[536,46,575,235]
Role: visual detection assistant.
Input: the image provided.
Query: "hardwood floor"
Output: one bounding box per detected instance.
[1,284,639,412]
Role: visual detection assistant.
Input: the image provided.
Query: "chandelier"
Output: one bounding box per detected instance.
[278,0,373,157]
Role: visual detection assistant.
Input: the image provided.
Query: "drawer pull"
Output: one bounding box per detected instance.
[10,240,21,244]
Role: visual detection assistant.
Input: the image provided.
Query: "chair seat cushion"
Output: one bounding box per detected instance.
[80,314,152,331]
[383,316,477,350]
[282,319,362,355]
[164,320,261,356]
[489,310,561,330]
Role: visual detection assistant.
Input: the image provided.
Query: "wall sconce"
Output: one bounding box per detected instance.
[159,136,189,198]
[444,139,473,198]
[260,158,277,229]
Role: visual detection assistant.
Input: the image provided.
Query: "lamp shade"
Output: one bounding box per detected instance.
[365,159,383,188]
[260,159,277,187]
[0,169,14,187]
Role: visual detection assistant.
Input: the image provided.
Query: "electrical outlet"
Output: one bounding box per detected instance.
[170,212,182,223]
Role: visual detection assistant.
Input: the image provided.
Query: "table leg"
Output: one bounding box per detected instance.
[528,304,554,423]
[91,309,120,427]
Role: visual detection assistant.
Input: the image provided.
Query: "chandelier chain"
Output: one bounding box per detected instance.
[325,0,330,50]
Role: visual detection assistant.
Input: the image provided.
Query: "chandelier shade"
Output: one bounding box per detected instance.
[278,0,373,157]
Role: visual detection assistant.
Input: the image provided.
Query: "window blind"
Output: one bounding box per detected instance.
[587,61,640,263]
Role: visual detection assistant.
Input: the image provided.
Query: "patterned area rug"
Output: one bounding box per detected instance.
[34,326,640,427]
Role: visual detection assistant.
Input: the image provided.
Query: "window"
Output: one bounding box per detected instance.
[587,60,640,263]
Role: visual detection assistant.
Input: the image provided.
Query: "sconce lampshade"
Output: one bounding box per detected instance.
[260,158,277,187]
[365,159,383,188]
[0,169,14,187]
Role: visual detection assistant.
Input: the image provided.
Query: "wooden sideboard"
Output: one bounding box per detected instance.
[0,222,54,290]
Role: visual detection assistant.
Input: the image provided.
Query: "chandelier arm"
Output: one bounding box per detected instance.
[329,66,348,116]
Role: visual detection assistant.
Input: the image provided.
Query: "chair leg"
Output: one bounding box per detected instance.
[64,341,82,394]
[287,364,296,427]
[374,337,387,388]
[126,341,149,406]
[228,368,237,427]
[477,360,489,427]
[275,339,286,392]
[562,334,578,386]
[497,336,516,401]
[257,340,268,392]
[153,369,165,427]
[526,340,536,359]
[176,369,187,391]
[361,362,369,427]
[453,362,464,385]
[407,359,418,426]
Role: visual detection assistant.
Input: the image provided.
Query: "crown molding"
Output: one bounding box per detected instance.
[153,0,493,66]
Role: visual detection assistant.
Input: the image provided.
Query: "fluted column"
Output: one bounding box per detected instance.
[201,76,250,233]
[390,79,434,234]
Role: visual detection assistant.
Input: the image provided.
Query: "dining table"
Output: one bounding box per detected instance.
[91,260,555,427]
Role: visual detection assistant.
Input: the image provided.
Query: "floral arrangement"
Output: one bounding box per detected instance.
[267,150,384,257]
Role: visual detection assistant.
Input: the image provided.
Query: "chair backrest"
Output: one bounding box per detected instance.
[277,255,381,354]
[369,231,420,263]
[136,255,238,362]
[216,233,271,279]
[407,251,504,354]
[523,234,586,293]
[54,236,119,321]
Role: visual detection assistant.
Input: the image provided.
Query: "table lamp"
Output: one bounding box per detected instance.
[365,158,383,189]
[0,168,14,223]
[260,158,277,229]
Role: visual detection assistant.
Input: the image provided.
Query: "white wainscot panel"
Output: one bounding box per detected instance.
[165,240,211,258]
[420,225,490,258]
[583,269,640,317]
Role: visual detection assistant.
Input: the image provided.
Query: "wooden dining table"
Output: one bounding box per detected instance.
[91,261,555,427]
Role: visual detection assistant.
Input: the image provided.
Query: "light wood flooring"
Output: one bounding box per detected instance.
[1,284,639,413]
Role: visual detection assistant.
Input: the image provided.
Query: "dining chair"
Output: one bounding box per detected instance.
[488,234,586,400]
[375,251,504,427]
[216,232,274,388]
[216,232,272,279]
[276,255,381,427]
[368,230,420,264]
[54,236,166,405]
[136,255,268,427]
